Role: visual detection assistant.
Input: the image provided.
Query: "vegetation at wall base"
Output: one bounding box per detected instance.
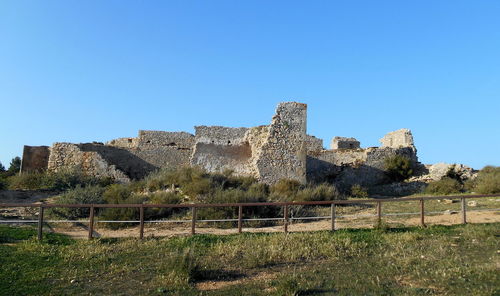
[422,165,500,195]
[473,166,500,194]
[384,155,414,182]
[5,165,500,229]
[0,223,498,295]
[7,167,114,191]
[424,177,463,195]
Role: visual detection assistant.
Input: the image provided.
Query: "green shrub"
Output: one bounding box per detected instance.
[145,166,212,197]
[103,184,133,203]
[294,183,341,202]
[100,184,186,229]
[350,184,369,198]
[7,172,50,190]
[473,166,500,194]
[51,185,106,219]
[211,173,259,191]
[146,191,184,219]
[196,189,245,222]
[99,184,146,229]
[424,177,462,195]
[7,167,113,191]
[196,188,278,227]
[384,155,414,182]
[270,179,302,201]
[127,179,147,193]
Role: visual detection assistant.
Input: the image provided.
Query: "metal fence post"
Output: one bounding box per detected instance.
[420,199,425,227]
[139,205,145,239]
[191,207,197,235]
[330,203,336,231]
[284,205,289,233]
[88,205,95,240]
[37,205,44,241]
[238,206,243,233]
[461,197,467,224]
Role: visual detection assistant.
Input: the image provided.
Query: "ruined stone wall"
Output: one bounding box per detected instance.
[47,143,130,183]
[256,102,307,184]
[136,130,194,149]
[304,135,324,153]
[190,126,253,175]
[307,129,419,189]
[106,137,138,149]
[27,102,424,188]
[330,137,360,149]
[106,130,195,172]
[133,130,195,170]
[21,145,50,173]
[380,128,415,149]
[307,146,418,188]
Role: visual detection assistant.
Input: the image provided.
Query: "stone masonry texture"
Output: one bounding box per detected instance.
[23,102,421,187]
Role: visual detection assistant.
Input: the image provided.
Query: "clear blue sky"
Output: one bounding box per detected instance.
[1,1,499,169]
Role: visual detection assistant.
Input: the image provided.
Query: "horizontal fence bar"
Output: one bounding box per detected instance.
[1,194,499,209]
[2,208,499,225]
[291,216,330,220]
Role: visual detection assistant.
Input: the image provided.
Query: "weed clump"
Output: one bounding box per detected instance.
[350,184,369,198]
[424,177,462,195]
[52,185,106,219]
[7,167,113,191]
[472,166,500,194]
[270,179,342,202]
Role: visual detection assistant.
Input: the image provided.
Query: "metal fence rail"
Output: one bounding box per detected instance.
[1,194,499,240]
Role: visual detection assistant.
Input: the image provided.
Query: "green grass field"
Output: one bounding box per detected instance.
[1,223,499,296]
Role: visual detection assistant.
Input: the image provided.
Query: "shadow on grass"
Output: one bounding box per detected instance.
[0,225,74,245]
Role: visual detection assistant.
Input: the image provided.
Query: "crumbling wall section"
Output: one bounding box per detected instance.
[21,145,50,173]
[133,130,195,170]
[305,135,323,153]
[47,143,130,183]
[190,126,253,175]
[256,102,307,184]
[335,147,417,188]
[106,137,138,149]
[307,130,419,189]
[330,137,360,149]
[380,128,415,149]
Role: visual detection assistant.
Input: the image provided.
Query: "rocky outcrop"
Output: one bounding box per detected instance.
[409,163,477,183]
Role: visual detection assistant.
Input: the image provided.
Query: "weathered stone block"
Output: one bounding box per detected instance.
[380,129,414,148]
[330,137,360,150]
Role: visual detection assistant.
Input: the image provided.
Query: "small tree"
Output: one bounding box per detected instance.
[384,155,414,182]
[0,162,5,172]
[6,156,21,176]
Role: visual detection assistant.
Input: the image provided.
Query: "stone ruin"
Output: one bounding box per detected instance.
[20,102,422,189]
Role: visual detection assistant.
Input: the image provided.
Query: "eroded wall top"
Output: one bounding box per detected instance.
[256,102,308,184]
[379,128,415,149]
